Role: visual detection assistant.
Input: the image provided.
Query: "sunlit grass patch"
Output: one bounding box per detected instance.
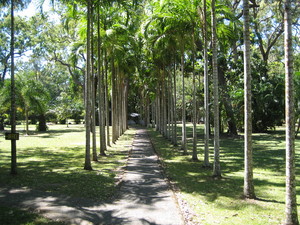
[149,124,297,225]
[0,124,135,201]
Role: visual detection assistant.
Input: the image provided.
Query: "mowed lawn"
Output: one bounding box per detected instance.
[149,124,300,225]
[1,123,300,224]
[0,124,135,200]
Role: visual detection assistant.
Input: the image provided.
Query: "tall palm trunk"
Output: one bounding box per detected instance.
[155,95,160,132]
[284,0,299,224]
[97,5,106,156]
[243,0,255,198]
[91,4,97,162]
[10,0,17,175]
[84,0,93,170]
[151,101,155,128]
[203,0,210,167]
[163,70,167,137]
[166,73,170,139]
[181,45,187,154]
[159,85,163,133]
[169,70,174,142]
[111,58,117,144]
[173,58,178,146]
[211,0,221,177]
[124,79,129,130]
[25,107,29,135]
[104,50,111,147]
[192,29,198,161]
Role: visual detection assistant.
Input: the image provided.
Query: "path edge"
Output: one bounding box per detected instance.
[148,129,198,225]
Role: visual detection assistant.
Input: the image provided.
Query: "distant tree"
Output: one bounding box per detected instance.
[18,74,49,134]
[0,3,33,84]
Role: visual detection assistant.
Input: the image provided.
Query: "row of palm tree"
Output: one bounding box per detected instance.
[1,0,298,223]
[135,0,298,223]
[82,0,145,169]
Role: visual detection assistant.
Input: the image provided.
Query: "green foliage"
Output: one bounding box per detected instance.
[251,56,285,132]
[53,92,84,124]
[0,14,36,81]
[16,71,50,115]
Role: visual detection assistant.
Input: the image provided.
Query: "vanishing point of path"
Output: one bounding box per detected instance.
[0,128,185,225]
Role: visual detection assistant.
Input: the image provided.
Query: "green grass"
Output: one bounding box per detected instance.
[149,124,299,225]
[0,124,135,224]
[0,206,65,225]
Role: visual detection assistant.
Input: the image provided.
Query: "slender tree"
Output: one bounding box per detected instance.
[91,3,97,162]
[104,51,111,147]
[181,43,187,155]
[192,28,198,161]
[84,0,93,171]
[211,0,221,178]
[284,0,298,224]
[98,3,106,156]
[243,0,255,199]
[10,0,17,175]
[202,0,210,167]
[173,57,178,146]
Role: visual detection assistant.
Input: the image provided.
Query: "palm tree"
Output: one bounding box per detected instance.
[173,56,178,146]
[84,0,93,171]
[90,3,98,162]
[284,0,298,224]
[0,0,32,174]
[202,0,210,167]
[243,0,255,199]
[180,42,187,154]
[211,0,221,178]
[97,3,107,156]
[144,0,197,154]
[17,73,49,135]
[192,28,198,161]
[104,50,111,147]
[10,0,17,175]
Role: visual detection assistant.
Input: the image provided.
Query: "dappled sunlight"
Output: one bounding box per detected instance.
[0,125,135,201]
[148,124,299,225]
[0,127,184,225]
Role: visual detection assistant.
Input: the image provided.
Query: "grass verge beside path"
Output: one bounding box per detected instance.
[0,206,65,225]
[0,124,135,224]
[149,125,300,225]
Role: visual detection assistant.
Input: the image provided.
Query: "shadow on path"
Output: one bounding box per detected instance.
[0,128,184,225]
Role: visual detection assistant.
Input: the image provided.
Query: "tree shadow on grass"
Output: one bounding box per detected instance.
[149,127,300,215]
[31,128,85,139]
[0,187,152,225]
[0,127,182,225]
[0,146,122,201]
[0,206,66,225]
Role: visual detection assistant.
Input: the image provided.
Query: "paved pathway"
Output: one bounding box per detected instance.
[0,128,184,225]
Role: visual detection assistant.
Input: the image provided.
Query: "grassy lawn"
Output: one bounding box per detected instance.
[0,206,65,225]
[149,124,299,225]
[0,124,135,224]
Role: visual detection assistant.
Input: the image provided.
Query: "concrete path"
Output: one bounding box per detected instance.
[0,128,184,225]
